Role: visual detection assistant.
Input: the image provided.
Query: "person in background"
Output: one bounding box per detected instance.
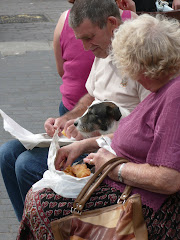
[19,13,180,240]
[0,0,140,223]
[53,1,94,116]
[132,0,180,12]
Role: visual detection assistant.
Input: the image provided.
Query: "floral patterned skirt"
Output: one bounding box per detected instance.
[17,184,180,240]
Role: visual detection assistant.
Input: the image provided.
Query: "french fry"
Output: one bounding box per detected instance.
[61,129,67,137]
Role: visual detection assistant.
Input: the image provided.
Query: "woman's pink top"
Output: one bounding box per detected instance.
[105,76,180,211]
[60,10,94,110]
[121,10,131,21]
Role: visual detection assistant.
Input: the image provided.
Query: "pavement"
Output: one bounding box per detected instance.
[0,0,71,239]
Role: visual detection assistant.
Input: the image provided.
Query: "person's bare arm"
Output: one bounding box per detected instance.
[65,93,95,120]
[53,10,68,77]
[111,162,180,195]
[84,148,180,195]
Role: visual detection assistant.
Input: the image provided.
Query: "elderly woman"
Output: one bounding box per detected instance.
[17,14,180,240]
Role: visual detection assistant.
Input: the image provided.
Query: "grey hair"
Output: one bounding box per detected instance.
[69,0,121,29]
[112,14,180,81]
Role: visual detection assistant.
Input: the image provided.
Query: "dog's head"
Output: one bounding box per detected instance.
[74,101,122,137]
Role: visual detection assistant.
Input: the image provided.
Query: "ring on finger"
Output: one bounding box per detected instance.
[89,159,94,165]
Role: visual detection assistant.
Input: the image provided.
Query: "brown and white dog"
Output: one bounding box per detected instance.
[74,100,130,138]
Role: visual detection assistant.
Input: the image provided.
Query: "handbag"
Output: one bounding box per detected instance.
[51,157,148,240]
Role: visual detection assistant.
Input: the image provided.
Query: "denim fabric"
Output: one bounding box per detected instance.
[59,101,69,116]
[0,139,49,221]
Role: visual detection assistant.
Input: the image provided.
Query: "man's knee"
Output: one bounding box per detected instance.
[15,151,33,179]
[15,148,48,182]
[0,140,24,169]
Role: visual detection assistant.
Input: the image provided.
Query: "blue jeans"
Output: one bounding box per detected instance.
[0,140,49,221]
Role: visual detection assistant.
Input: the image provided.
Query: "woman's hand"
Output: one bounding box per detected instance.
[83,148,117,172]
[55,137,102,170]
[55,141,85,170]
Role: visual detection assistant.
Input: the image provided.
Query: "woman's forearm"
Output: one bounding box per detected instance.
[108,162,180,195]
[80,137,100,153]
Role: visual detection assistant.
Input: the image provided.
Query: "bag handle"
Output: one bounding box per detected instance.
[73,157,131,212]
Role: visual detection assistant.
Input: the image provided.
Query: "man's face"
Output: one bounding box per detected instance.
[73,18,118,58]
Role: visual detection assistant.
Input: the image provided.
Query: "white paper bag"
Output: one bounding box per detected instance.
[32,130,93,198]
[96,135,117,155]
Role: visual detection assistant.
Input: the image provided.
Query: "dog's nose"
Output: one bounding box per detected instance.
[74,121,78,127]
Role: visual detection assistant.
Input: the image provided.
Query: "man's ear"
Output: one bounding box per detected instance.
[107,16,120,32]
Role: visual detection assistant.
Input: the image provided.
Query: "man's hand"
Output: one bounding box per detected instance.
[44,115,69,137]
[44,94,94,138]
[44,118,56,137]
[64,119,84,140]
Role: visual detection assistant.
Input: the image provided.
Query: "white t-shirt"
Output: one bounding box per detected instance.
[86,56,150,113]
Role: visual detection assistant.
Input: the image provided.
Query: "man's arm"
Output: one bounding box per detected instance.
[65,93,94,120]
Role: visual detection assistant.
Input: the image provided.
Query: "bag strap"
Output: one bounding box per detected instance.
[73,157,131,212]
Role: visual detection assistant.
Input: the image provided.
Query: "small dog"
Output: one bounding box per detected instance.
[74,100,129,138]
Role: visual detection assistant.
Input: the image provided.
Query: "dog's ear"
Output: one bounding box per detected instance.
[106,105,122,121]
